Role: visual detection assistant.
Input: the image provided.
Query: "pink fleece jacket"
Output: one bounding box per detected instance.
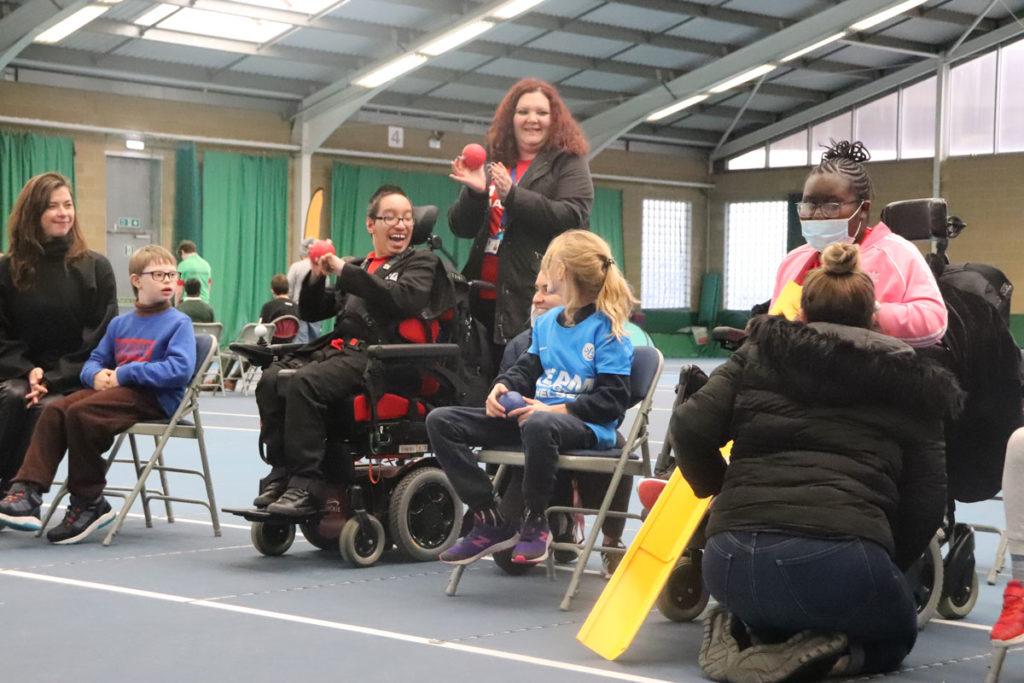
[771,222,947,347]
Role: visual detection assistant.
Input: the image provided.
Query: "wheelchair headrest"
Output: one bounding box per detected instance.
[412,205,438,245]
[880,198,947,241]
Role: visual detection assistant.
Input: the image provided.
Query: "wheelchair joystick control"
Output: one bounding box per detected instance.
[254,323,269,347]
[498,391,527,415]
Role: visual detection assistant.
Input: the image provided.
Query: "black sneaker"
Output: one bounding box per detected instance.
[46,495,116,544]
[266,487,317,516]
[728,630,848,683]
[699,606,744,682]
[0,482,43,532]
[253,480,288,508]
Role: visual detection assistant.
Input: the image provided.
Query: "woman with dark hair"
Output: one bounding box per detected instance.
[0,172,117,494]
[448,77,594,356]
[771,140,947,348]
[676,243,963,682]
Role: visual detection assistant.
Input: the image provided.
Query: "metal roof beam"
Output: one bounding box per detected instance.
[0,0,90,70]
[712,17,1024,160]
[581,0,900,157]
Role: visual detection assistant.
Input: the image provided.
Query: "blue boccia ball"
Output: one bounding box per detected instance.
[498,391,527,415]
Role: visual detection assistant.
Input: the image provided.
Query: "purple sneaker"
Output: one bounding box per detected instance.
[439,516,519,565]
[511,513,551,565]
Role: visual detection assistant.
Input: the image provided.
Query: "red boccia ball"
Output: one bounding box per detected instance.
[308,239,336,265]
[461,143,487,171]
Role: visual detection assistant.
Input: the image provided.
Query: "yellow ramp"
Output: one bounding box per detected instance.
[577,445,729,661]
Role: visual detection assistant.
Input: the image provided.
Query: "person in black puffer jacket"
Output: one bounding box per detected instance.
[674,243,964,683]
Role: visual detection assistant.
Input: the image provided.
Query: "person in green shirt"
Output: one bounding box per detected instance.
[176,241,212,304]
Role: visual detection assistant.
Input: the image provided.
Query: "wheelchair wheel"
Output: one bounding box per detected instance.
[906,537,944,629]
[656,554,709,622]
[251,521,295,556]
[339,515,385,567]
[299,520,340,552]
[937,570,979,620]
[388,467,463,562]
[492,548,534,576]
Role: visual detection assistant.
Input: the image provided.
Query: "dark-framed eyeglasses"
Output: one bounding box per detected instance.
[796,201,860,219]
[372,215,415,228]
[141,270,179,282]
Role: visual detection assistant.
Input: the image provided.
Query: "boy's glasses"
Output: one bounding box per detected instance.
[141,270,179,282]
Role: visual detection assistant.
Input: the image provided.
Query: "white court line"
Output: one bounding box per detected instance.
[932,618,994,633]
[204,425,260,433]
[124,512,251,531]
[202,411,260,419]
[0,569,671,683]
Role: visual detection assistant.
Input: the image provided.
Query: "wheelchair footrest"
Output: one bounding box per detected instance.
[221,507,319,524]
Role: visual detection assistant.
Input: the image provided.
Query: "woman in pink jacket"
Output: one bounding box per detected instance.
[771,140,946,348]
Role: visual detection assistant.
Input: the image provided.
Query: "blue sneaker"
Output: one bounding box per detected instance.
[439,513,518,565]
[0,482,43,532]
[511,512,551,564]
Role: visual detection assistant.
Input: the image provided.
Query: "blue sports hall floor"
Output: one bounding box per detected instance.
[0,360,1016,682]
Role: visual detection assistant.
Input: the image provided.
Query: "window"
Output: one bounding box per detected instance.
[641,199,692,309]
[769,129,808,168]
[724,201,788,311]
[810,112,852,164]
[950,52,997,156]
[854,92,898,161]
[998,39,1024,152]
[726,146,766,170]
[900,76,936,159]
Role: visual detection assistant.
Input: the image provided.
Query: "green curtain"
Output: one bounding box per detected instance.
[173,143,202,251]
[590,186,624,267]
[201,151,288,344]
[331,162,470,268]
[0,130,76,251]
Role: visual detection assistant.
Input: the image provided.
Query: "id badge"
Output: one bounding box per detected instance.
[485,237,501,255]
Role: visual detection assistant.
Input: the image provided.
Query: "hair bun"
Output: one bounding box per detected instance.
[820,139,871,163]
[820,242,860,275]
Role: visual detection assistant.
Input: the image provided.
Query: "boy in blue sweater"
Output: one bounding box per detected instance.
[0,245,195,544]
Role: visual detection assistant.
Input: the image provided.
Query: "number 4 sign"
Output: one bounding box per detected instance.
[388,126,404,149]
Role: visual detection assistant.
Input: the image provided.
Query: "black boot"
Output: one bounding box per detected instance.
[253,479,288,508]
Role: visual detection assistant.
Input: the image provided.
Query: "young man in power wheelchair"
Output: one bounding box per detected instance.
[227,185,483,566]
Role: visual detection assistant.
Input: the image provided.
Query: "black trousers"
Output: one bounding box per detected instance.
[425,405,596,514]
[0,378,64,491]
[254,345,367,494]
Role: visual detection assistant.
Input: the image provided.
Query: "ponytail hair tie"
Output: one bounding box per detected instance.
[602,255,615,271]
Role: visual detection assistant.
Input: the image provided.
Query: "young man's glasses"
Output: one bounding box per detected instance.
[372,214,415,228]
[795,201,859,219]
[141,270,179,282]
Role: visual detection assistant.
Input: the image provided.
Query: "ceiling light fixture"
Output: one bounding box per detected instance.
[420,20,494,56]
[35,5,111,44]
[492,0,545,20]
[355,53,429,88]
[850,0,928,32]
[647,94,709,122]
[709,64,777,94]
[781,32,846,63]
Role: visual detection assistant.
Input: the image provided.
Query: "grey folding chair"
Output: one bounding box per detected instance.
[192,322,224,394]
[38,334,222,546]
[445,346,664,610]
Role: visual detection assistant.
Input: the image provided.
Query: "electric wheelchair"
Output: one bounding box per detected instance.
[224,206,493,567]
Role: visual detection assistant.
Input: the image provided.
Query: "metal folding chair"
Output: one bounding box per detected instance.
[192,322,224,394]
[445,346,663,610]
[38,334,222,546]
[225,322,275,394]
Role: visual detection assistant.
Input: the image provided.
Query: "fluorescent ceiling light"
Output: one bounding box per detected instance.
[492,0,545,20]
[134,3,178,27]
[850,0,928,32]
[355,53,428,88]
[157,7,292,43]
[35,5,110,44]
[781,32,846,63]
[709,64,776,94]
[232,0,343,14]
[420,20,494,56]
[647,94,709,122]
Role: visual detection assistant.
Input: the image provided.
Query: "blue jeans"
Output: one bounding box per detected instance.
[703,530,917,674]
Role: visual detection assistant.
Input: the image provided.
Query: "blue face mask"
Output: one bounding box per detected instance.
[800,202,864,251]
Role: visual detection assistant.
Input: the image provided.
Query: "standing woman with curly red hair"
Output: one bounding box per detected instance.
[448,78,593,359]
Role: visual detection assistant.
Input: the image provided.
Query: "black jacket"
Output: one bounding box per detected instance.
[672,316,965,571]
[449,149,593,344]
[0,245,117,394]
[298,247,454,348]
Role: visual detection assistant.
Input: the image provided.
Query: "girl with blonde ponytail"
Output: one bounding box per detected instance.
[426,229,637,567]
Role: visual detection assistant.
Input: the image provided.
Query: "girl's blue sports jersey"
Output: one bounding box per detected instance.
[529,306,634,448]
